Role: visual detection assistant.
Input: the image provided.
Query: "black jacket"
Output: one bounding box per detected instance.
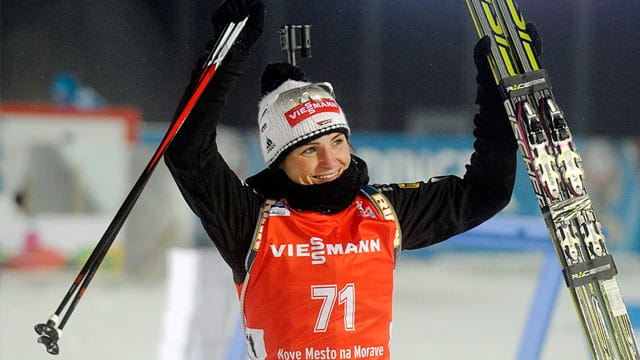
[165,52,518,284]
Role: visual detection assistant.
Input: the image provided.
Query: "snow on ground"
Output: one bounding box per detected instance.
[2,252,640,359]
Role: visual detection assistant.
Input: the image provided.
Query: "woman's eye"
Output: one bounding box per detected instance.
[301,147,316,155]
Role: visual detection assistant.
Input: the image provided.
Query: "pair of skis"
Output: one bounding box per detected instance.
[466,0,639,358]
[33,18,248,355]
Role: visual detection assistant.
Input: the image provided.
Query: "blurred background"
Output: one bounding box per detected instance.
[3,1,640,134]
[2,1,640,359]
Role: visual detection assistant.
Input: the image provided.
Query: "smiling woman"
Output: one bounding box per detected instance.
[163,0,518,358]
[280,133,351,185]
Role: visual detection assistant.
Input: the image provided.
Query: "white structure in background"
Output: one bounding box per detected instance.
[0,104,138,267]
[159,248,240,360]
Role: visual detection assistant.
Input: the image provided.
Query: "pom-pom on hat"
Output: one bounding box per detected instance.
[258,63,350,167]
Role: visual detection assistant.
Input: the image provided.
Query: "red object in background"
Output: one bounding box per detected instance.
[4,229,67,269]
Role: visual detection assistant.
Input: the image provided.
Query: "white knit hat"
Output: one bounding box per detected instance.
[258,80,350,167]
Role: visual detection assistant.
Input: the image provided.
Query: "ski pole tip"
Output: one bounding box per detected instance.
[34,317,62,355]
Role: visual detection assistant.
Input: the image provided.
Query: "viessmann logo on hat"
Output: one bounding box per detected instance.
[284,98,341,127]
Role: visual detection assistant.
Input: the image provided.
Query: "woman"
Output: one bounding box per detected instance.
[165,1,518,358]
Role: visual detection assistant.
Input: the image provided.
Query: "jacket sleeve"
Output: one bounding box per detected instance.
[382,104,518,250]
[164,52,263,283]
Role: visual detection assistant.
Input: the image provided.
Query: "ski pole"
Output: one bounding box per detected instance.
[34,18,248,356]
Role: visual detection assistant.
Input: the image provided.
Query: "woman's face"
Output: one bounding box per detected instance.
[280,132,351,185]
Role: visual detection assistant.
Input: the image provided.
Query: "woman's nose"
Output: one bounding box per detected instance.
[317,147,337,166]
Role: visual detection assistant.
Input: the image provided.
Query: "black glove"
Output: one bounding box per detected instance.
[212,0,265,55]
[526,23,543,59]
[190,0,264,82]
[473,23,542,106]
